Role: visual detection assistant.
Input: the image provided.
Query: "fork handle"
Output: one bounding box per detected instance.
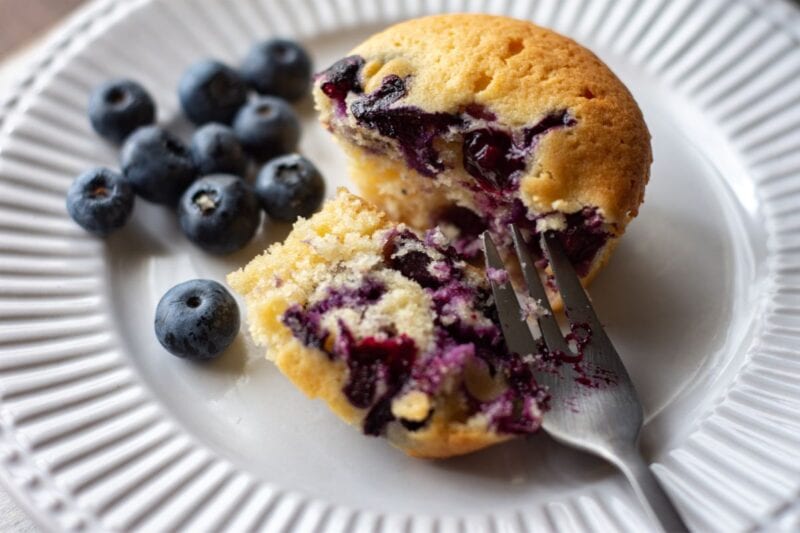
[611,448,689,532]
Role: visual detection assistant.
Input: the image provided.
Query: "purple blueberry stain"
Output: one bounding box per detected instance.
[281,228,553,437]
[436,205,487,238]
[463,110,575,192]
[317,57,612,274]
[380,230,548,433]
[350,75,462,176]
[281,277,386,350]
[523,110,577,145]
[557,208,610,276]
[486,267,510,285]
[382,228,453,289]
[318,55,365,115]
[463,103,497,121]
[483,390,544,435]
[490,202,610,277]
[335,325,417,411]
[462,128,527,191]
[317,57,574,188]
[280,226,616,434]
[318,58,610,274]
[434,205,487,258]
[535,321,618,390]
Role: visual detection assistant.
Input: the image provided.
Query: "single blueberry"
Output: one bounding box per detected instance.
[88,79,155,144]
[240,38,312,102]
[190,123,248,177]
[382,231,440,288]
[66,167,135,236]
[255,153,324,222]
[178,175,261,254]
[154,279,240,360]
[318,55,365,103]
[462,128,524,191]
[233,96,300,161]
[120,126,197,205]
[178,60,248,125]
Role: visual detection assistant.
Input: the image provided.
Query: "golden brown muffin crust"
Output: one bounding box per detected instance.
[316,13,651,226]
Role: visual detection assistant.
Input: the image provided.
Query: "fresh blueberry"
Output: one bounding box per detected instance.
[120,126,197,205]
[240,39,312,102]
[233,96,300,161]
[66,167,135,236]
[255,153,324,222]
[88,79,155,144]
[154,279,240,360]
[190,123,248,177]
[178,175,261,254]
[178,60,248,125]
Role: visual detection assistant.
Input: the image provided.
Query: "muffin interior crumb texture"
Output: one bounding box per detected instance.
[228,190,549,458]
[313,14,651,296]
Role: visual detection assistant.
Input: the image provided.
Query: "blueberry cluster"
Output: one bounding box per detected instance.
[66,38,324,361]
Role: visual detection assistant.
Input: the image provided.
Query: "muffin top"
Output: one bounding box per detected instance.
[324,14,651,227]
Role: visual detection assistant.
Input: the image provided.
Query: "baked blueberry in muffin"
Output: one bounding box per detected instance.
[228,191,548,458]
[313,14,651,300]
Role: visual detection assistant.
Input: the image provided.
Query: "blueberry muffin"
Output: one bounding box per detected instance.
[313,14,651,297]
[228,190,547,458]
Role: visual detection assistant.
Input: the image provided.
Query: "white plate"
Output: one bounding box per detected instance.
[1,0,799,531]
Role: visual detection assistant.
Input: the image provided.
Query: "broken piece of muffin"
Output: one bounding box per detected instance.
[313,14,651,298]
[228,190,548,458]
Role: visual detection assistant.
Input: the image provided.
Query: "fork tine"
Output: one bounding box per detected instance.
[540,231,627,371]
[538,233,684,532]
[540,231,602,330]
[481,232,538,357]
[510,225,570,354]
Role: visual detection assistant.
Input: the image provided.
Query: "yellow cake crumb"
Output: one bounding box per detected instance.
[229,190,519,458]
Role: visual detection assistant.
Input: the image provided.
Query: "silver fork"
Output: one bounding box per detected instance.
[482,226,689,533]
